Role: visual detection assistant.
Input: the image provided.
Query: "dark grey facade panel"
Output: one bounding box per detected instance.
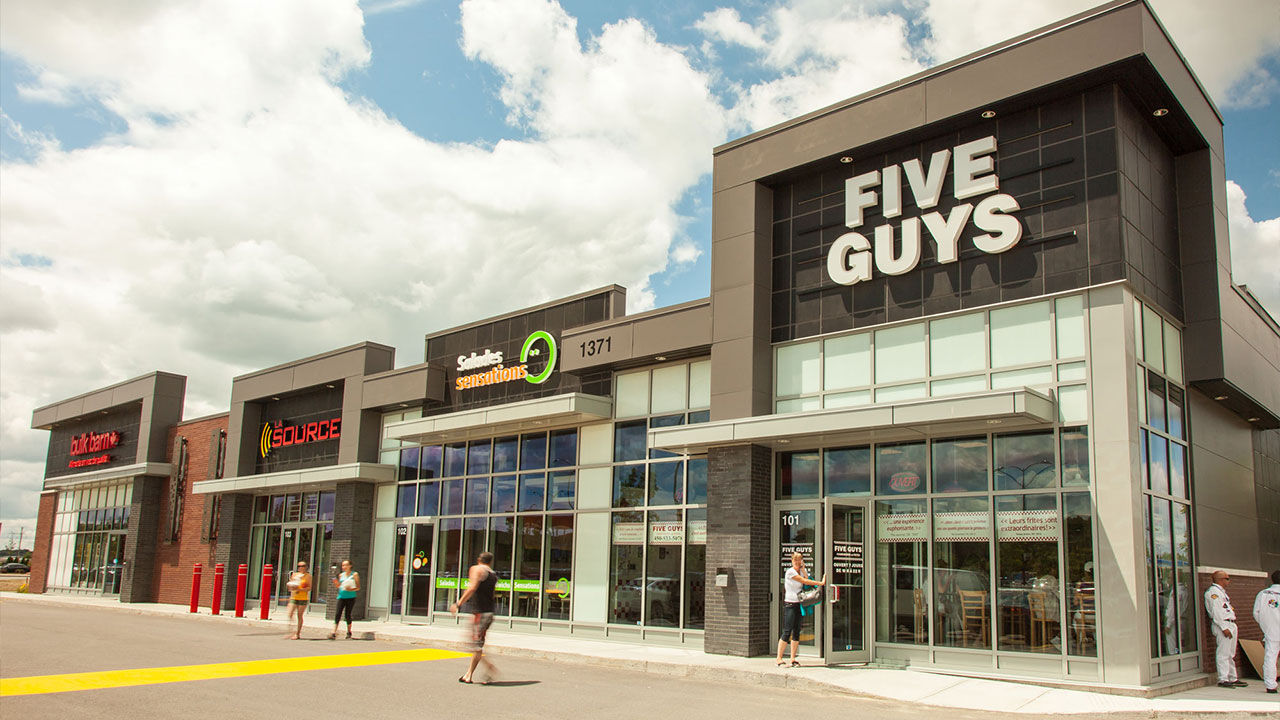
[43,404,144,480]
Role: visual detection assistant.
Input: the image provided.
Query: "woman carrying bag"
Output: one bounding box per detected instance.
[329,559,360,640]
[776,552,826,667]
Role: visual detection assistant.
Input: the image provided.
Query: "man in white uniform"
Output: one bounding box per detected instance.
[1252,569,1280,694]
[1204,570,1247,688]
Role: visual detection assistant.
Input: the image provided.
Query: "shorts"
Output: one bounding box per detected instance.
[470,612,495,651]
[780,602,802,642]
[289,599,308,607]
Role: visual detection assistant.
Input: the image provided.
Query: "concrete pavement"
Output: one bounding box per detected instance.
[2,591,1276,715]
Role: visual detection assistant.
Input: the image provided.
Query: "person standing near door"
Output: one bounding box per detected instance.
[285,561,312,640]
[776,552,826,668]
[1253,569,1280,694]
[330,559,360,640]
[451,551,498,684]
[1204,569,1246,688]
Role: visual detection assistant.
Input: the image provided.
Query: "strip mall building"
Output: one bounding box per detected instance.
[25,1,1279,691]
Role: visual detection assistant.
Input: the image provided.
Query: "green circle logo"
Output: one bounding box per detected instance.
[520,331,557,385]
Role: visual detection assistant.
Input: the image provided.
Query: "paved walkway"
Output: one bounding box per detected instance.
[3,592,1276,715]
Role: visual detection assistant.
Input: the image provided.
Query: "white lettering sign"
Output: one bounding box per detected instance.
[827,136,1022,286]
[457,349,505,371]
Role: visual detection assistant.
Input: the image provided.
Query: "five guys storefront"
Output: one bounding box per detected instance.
[23,0,1280,692]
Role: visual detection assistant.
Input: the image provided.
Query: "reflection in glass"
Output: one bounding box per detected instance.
[612,466,645,508]
[610,511,644,624]
[1152,499,1176,655]
[1061,427,1090,487]
[420,445,443,479]
[442,479,464,515]
[995,494,1060,654]
[493,437,518,473]
[934,496,991,649]
[825,446,871,495]
[1169,443,1187,499]
[876,442,926,495]
[1148,433,1168,495]
[544,514,573,620]
[489,516,514,616]
[444,443,466,477]
[778,451,820,499]
[613,421,647,463]
[994,432,1056,490]
[417,482,439,517]
[548,470,575,510]
[685,508,706,630]
[1167,385,1185,439]
[687,458,708,505]
[518,473,546,512]
[1173,504,1197,654]
[550,429,577,467]
[1146,371,1166,433]
[646,509,683,627]
[435,519,461,611]
[778,509,817,649]
[1063,493,1096,656]
[465,477,489,515]
[399,447,420,482]
[491,475,517,513]
[520,433,547,470]
[397,484,416,517]
[875,499,928,645]
[512,515,542,618]
[648,462,683,506]
[467,440,492,476]
[932,437,988,493]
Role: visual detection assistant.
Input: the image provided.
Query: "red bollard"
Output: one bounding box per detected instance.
[259,564,274,620]
[211,563,225,615]
[189,563,202,613]
[234,563,248,618]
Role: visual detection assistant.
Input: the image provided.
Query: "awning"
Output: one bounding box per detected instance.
[649,388,1056,454]
[385,392,613,445]
[192,462,395,495]
[43,462,173,490]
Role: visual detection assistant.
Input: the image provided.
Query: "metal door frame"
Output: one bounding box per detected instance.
[399,521,436,622]
[824,498,873,665]
[772,502,824,658]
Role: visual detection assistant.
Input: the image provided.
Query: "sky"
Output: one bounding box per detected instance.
[0,0,1277,543]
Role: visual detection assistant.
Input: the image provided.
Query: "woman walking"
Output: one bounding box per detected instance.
[776,552,826,667]
[330,559,360,640]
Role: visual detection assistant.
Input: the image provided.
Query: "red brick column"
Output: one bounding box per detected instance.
[1199,571,1268,679]
[27,491,58,593]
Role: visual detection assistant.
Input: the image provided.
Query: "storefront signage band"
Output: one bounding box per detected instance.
[456,330,558,391]
[67,429,122,468]
[827,135,1022,286]
[259,417,342,458]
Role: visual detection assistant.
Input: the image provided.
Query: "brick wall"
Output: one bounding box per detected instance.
[1198,571,1270,678]
[153,415,227,606]
[327,482,374,621]
[705,444,773,656]
[27,491,57,593]
[121,475,165,603]
[215,493,255,609]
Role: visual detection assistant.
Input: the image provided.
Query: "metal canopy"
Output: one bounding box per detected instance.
[649,388,1056,454]
[384,392,613,445]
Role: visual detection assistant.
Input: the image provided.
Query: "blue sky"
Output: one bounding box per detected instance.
[0,0,1277,538]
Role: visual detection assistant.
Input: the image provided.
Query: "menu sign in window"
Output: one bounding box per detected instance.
[832,541,863,585]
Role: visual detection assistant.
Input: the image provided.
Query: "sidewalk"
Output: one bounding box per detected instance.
[3,591,1276,715]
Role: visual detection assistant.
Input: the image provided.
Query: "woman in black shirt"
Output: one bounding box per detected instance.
[451,551,498,684]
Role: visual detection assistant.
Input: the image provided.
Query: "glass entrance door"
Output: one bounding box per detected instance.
[404,523,435,618]
[275,524,315,606]
[777,507,820,654]
[825,500,871,664]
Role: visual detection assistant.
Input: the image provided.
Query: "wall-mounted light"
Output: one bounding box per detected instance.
[1213,395,1228,401]
[776,439,790,444]
[981,110,996,119]
[1152,108,1169,117]
[986,419,1003,425]
[1247,417,1261,422]
[325,384,335,389]
[839,156,853,164]
[270,396,280,401]
[654,356,667,362]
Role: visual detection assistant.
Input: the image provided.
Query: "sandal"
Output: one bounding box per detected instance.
[328,632,336,640]
[346,631,353,639]
[776,661,786,667]
[790,661,801,667]
[458,677,473,684]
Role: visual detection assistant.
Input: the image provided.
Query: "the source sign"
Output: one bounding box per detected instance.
[827,136,1022,286]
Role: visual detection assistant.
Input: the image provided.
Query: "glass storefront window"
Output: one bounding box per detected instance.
[777,341,820,396]
[685,508,707,630]
[995,494,1060,654]
[1061,427,1089,487]
[1146,372,1166,433]
[417,482,439,517]
[875,499,928,645]
[825,446,870,495]
[396,484,416,517]
[930,312,985,376]
[646,509,683,627]
[1148,433,1168,495]
[544,515,573,620]
[778,451,820,499]
[493,437,518,473]
[548,470,575,510]
[1167,385,1184,440]
[520,433,547,470]
[1055,296,1085,358]
[1173,504,1196,654]
[420,445,442,479]
[687,458,708,505]
[1169,443,1187,499]
[993,431,1056,490]
[491,475,517,513]
[933,496,991,649]
[651,365,688,414]
[550,429,577,467]
[434,518,462,611]
[875,323,925,384]
[648,462,683,506]
[990,301,1051,368]
[613,421,647,462]
[610,511,644,625]
[1151,499,1176,655]
[518,473,546,512]
[465,477,489,515]
[615,370,650,418]
[876,442,925,495]
[442,479,464,515]
[933,437,988,493]
[399,447,420,482]
[613,466,644,508]
[444,443,466,477]
[1063,493,1096,656]
[468,440,492,475]
[824,333,871,390]
[490,516,514,617]
[513,515,542,618]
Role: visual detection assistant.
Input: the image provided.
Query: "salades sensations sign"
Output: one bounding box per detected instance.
[455,330,558,391]
[826,136,1021,286]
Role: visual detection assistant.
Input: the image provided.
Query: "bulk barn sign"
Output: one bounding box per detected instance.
[826,136,1022,286]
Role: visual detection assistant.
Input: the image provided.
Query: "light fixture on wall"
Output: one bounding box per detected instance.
[654,356,667,362]
[986,419,1003,425]
[839,156,853,164]
[1152,108,1169,117]
[325,384,335,389]
[776,439,790,444]
[1213,394,1228,401]
[981,110,996,119]
[1247,417,1261,422]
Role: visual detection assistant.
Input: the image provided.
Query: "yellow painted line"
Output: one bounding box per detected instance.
[1,647,470,697]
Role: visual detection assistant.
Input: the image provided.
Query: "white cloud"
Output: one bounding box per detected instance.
[920,0,1280,110]
[694,8,768,52]
[1226,180,1280,318]
[0,0,729,533]
[670,241,702,266]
